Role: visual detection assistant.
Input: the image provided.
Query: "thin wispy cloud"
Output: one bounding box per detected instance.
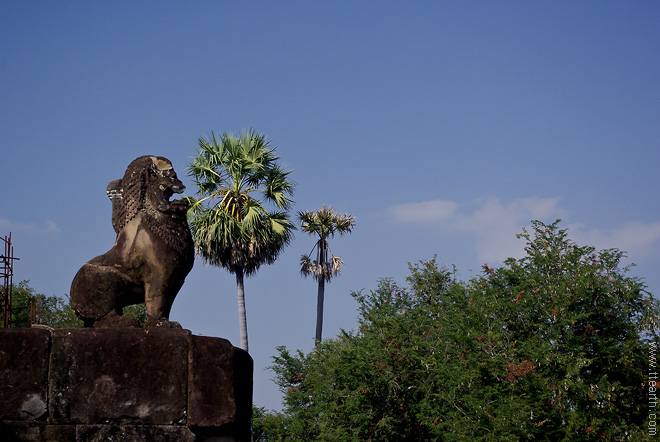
[453,197,567,262]
[388,196,660,264]
[0,218,60,234]
[388,200,458,223]
[571,221,660,259]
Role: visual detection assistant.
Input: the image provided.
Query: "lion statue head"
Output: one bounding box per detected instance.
[107,155,192,253]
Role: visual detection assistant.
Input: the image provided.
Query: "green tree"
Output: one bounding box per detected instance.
[467,220,657,440]
[3,281,145,328]
[298,206,355,347]
[270,267,464,441]
[187,129,295,352]
[268,220,659,441]
[252,406,289,442]
[3,280,83,328]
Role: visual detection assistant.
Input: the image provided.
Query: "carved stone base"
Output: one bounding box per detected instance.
[0,328,252,442]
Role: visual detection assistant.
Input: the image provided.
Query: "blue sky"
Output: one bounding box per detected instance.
[2,1,659,411]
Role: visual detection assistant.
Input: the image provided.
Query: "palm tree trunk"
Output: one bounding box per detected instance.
[236,268,249,352]
[315,276,325,348]
[315,239,327,348]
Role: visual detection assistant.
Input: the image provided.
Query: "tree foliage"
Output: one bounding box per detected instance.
[187,130,295,275]
[3,281,83,328]
[263,221,659,441]
[3,281,147,328]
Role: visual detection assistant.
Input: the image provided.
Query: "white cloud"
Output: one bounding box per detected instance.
[453,196,567,263]
[0,218,60,234]
[571,221,660,259]
[388,196,660,265]
[388,196,567,263]
[388,200,458,223]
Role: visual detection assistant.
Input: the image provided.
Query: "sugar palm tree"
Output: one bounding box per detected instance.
[298,206,355,347]
[187,129,295,352]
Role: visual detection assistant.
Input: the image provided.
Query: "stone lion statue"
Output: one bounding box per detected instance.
[71,156,194,328]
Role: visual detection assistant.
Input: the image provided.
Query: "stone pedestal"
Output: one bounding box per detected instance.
[0,328,252,442]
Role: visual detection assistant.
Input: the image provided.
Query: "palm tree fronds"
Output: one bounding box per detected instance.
[297,205,356,240]
[300,254,314,277]
[300,254,345,282]
[331,255,344,277]
[186,129,295,281]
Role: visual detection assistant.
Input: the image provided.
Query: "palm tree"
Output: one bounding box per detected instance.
[187,129,295,352]
[298,206,355,347]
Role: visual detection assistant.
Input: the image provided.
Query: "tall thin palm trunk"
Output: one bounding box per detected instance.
[315,239,328,348]
[315,277,325,348]
[236,268,249,352]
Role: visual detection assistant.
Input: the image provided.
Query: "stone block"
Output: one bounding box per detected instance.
[1,327,253,441]
[188,336,253,427]
[188,335,253,441]
[232,348,254,432]
[0,421,75,442]
[0,328,50,421]
[48,328,189,425]
[0,421,42,442]
[75,424,195,442]
[44,424,76,442]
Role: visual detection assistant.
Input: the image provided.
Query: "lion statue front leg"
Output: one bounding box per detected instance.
[70,259,142,328]
[142,279,184,329]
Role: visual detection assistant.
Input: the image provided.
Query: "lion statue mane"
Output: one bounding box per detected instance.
[70,155,194,328]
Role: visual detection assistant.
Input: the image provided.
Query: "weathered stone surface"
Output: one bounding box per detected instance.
[76,424,195,442]
[0,328,50,421]
[1,328,253,441]
[0,421,74,442]
[188,335,253,441]
[231,348,254,435]
[43,424,76,442]
[189,336,232,426]
[70,155,194,328]
[48,328,189,425]
[192,426,241,442]
[0,421,41,442]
